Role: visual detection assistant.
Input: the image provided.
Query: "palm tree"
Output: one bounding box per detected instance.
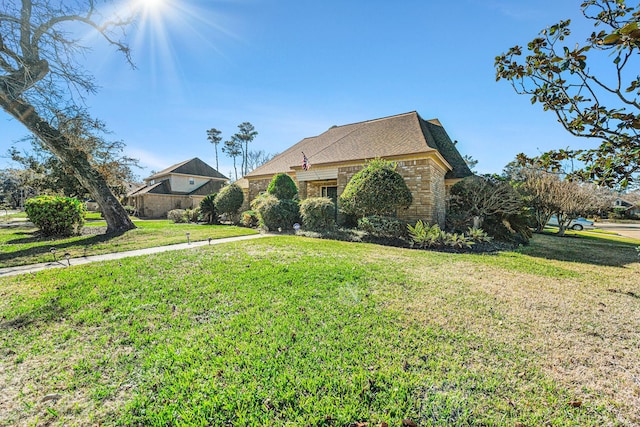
[206,128,222,171]
[222,137,242,181]
[199,194,217,224]
[234,122,258,176]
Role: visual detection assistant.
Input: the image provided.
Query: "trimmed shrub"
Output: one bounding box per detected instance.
[200,194,217,224]
[267,173,298,200]
[215,184,244,223]
[167,209,188,223]
[339,158,412,218]
[252,194,300,231]
[240,210,260,228]
[185,208,200,223]
[300,197,336,231]
[358,215,407,238]
[25,195,86,236]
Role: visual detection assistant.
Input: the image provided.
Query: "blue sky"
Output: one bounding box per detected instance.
[2,0,597,180]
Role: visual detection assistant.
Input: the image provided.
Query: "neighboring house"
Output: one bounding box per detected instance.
[613,197,640,217]
[87,182,141,212]
[243,111,473,226]
[126,158,227,218]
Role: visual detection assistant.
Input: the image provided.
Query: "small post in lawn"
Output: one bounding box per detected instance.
[50,247,57,262]
[186,232,191,245]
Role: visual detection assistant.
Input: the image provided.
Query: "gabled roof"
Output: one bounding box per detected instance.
[127,180,170,197]
[147,157,227,181]
[245,111,472,180]
[188,180,224,196]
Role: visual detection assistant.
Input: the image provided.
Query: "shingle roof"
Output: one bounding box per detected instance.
[245,111,472,179]
[127,158,228,198]
[188,180,225,196]
[126,180,170,197]
[147,157,227,181]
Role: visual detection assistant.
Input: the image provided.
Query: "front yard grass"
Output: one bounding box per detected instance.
[1,232,639,426]
[0,220,258,268]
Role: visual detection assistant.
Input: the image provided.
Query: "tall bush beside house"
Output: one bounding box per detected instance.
[339,158,412,218]
[300,197,335,231]
[252,194,300,231]
[267,173,298,200]
[215,184,244,223]
[251,173,301,231]
[25,195,86,236]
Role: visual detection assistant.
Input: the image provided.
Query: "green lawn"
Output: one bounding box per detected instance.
[1,233,639,426]
[0,220,258,268]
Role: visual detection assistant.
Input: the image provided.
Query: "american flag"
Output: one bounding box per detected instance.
[302,152,310,171]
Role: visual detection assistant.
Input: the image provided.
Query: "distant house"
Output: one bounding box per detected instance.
[243,111,472,226]
[613,197,640,217]
[126,158,227,218]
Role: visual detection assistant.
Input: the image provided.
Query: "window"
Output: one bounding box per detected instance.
[189,178,195,185]
[322,186,338,219]
[322,186,338,200]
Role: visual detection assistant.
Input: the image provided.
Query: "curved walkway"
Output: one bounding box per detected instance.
[0,233,271,278]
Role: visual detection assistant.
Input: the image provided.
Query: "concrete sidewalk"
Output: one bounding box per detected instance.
[0,233,271,278]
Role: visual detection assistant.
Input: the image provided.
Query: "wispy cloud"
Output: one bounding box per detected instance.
[125,147,172,173]
[478,0,552,21]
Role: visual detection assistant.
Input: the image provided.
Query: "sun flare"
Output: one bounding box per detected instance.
[139,0,165,10]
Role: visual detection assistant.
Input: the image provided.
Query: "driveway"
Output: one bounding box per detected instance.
[595,221,640,240]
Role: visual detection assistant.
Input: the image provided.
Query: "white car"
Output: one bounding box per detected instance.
[547,215,595,231]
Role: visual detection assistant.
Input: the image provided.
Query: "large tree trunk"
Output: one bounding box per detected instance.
[0,93,135,234]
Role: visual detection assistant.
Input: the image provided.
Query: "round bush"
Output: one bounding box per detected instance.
[267,173,298,200]
[167,209,188,223]
[215,184,244,221]
[253,194,300,231]
[25,195,86,236]
[339,158,412,217]
[300,197,335,231]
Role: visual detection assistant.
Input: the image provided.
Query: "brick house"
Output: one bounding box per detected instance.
[243,111,472,226]
[126,158,227,218]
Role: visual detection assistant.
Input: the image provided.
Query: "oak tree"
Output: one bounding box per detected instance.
[0,0,136,232]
